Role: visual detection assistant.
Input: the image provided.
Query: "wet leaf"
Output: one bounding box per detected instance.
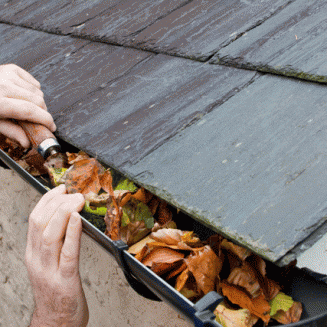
[221,281,271,324]
[186,245,222,294]
[214,302,258,327]
[269,292,294,317]
[271,301,302,324]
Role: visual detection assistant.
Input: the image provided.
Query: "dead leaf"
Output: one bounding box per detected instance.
[166,261,187,280]
[142,247,185,268]
[99,169,113,194]
[221,239,252,261]
[221,281,271,324]
[157,200,173,225]
[176,268,190,292]
[151,229,184,245]
[128,236,154,255]
[151,260,183,276]
[132,188,152,204]
[214,301,258,327]
[66,151,90,164]
[65,158,101,194]
[227,262,262,298]
[272,301,302,324]
[186,245,222,294]
[148,197,160,215]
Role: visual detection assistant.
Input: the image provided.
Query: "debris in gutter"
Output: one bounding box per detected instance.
[0,135,303,326]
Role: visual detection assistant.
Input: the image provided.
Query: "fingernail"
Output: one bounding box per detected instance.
[51,123,57,132]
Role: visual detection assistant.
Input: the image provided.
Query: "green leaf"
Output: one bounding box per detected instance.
[84,201,107,216]
[121,209,131,227]
[269,292,294,317]
[115,178,138,192]
[49,167,67,186]
[135,202,154,228]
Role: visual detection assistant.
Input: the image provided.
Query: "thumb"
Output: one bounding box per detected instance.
[59,212,82,278]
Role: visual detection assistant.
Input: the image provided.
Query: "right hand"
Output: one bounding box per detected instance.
[0,64,56,148]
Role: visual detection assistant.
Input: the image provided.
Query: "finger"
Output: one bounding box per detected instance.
[0,98,56,132]
[30,184,67,226]
[1,83,46,110]
[42,193,85,244]
[10,77,44,100]
[27,185,67,252]
[12,65,41,89]
[0,119,30,148]
[59,212,83,278]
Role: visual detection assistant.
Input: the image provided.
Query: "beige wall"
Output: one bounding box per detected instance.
[0,168,192,327]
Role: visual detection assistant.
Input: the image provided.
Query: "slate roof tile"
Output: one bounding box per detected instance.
[1,1,327,263]
[212,0,327,82]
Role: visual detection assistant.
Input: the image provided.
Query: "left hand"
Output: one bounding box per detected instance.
[25,185,89,327]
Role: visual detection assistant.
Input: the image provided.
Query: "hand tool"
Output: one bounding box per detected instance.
[18,121,61,159]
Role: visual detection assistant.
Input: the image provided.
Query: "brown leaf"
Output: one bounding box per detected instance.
[0,135,26,160]
[265,278,281,301]
[104,196,122,241]
[227,262,262,298]
[66,151,90,164]
[151,260,183,276]
[142,247,185,268]
[214,302,258,327]
[65,158,101,194]
[176,268,190,292]
[148,197,160,215]
[151,228,184,245]
[181,231,203,248]
[84,192,110,207]
[186,245,222,294]
[167,261,187,280]
[132,188,152,204]
[221,239,252,261]
[157,200,173,225]
[221,281,271,324]
[128,236,154,255]
[99,169,113,194]
[272,302,302,325]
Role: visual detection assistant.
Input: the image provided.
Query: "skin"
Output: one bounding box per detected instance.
[0,64,56,148]
[25,184,89,326]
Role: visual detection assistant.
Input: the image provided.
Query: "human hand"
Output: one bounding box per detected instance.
[25,185,89,327]
[0,64,56,148]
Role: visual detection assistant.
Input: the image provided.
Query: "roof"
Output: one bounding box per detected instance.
[1,0,327,264]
